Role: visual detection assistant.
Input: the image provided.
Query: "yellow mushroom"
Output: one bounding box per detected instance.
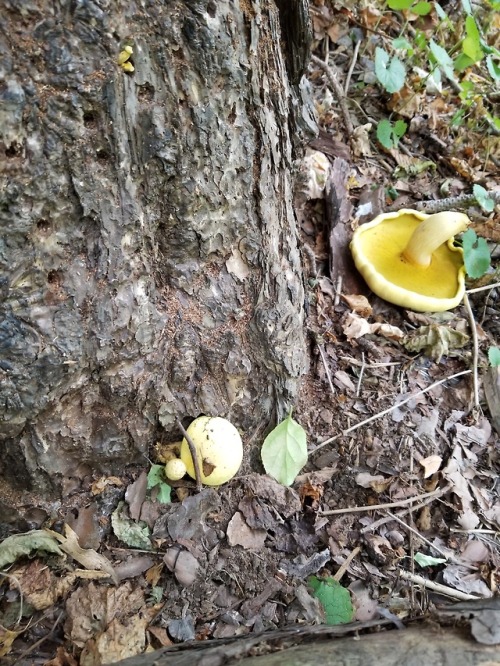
[350,209,470,312]
[180,416,243,486]
[118,45,133,64]
[165,458,187,481]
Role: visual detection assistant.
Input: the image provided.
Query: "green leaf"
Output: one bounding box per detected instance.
[376,119,394,149]
[414,552,447,567]
[111,502,152,549]
[434,3,448,20]
[392,36,413,52]
[308,576,355,625]
[462,229,491,279]
[460,0,472,14]
[155,482,172,504]
[387,0,413,9]
[261,412,308,486]
[149,586,164,604]
[147,465,171,503]
[376,119,407,149]
[454,52,476,72]
[412,1,432,15]
[489,347,500,367]
[393,119,408,139]
[486,55,500,82]
[473,184,495,212]
[462,16,483,63]
[147,464,165,489]
[0,531,63,569]
[375,47,406,93]
[429,39,455,80]
[414,30,427,50]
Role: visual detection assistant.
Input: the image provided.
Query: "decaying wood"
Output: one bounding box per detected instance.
[108,623,500,666]
[0,0,316,492]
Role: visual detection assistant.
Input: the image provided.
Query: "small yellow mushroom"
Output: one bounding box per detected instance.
[165,458,187,481]
[118,45,133,64]
[120,61,135,73]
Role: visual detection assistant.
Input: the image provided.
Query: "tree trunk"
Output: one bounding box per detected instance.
[0,0,316,493]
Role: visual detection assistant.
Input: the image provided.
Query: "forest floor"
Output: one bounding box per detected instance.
[1,2,499,664]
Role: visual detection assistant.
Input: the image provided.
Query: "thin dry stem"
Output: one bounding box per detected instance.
[321,485,450,516]
[176,417,203,492]
[398,570,484,601]
[317,341,336,398]
[359,484,453,534]
[311,54,355,137]
[467,281,500,294]
[463,293,480,408]
[333,546,361,582]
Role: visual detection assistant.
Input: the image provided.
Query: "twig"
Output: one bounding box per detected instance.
[355,352,365,397]
[463,293,480,408]
[333,546,361,582]
[176,418,202,492]
[311,54,354,136]
[317,341,336,398]
[11,610,64,666]
[412,190,500,213]
[321,485,451,516]
[398,570,484,601]
[360,484,453,534]
[340,356,402,368]
[467,281,500,294]
[344,39,361,95]
[450,528,499,534]
[311,369,472,454]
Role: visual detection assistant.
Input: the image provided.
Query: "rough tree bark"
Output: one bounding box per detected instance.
[0,0,316,494]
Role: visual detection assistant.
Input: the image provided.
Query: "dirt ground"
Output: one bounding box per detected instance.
[1,2,499,664]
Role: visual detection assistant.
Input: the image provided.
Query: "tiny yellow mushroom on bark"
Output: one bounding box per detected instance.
[118,45,134,72]
[350,209,470,312]
[180,416,243,486]
[118,45,133,64]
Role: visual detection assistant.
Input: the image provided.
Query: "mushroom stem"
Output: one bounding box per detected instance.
[402,212,470,268]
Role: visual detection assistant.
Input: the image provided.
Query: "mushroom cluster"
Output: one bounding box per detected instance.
[165,416,243,486]
[350,209,470,312]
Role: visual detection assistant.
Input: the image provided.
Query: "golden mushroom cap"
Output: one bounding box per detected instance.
[165,458,187,481]
[180,416,243,486]
[350,209,468,312]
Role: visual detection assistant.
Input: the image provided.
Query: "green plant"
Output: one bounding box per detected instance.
[473,184,495,212]
[375,46,406,93]
[489,347,500,367]
[374,1,500,135]
[261,410,307,486]
[376,118,408,148]
[462,229,491,279]
[308,576,355,625]
[147,464,172,503]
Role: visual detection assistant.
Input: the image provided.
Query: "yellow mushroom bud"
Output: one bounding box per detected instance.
[121,61,135,73]
[165,458,187,481]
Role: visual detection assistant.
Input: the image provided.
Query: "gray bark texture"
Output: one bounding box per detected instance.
[108,625,500,666]
[0,0,316,492]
